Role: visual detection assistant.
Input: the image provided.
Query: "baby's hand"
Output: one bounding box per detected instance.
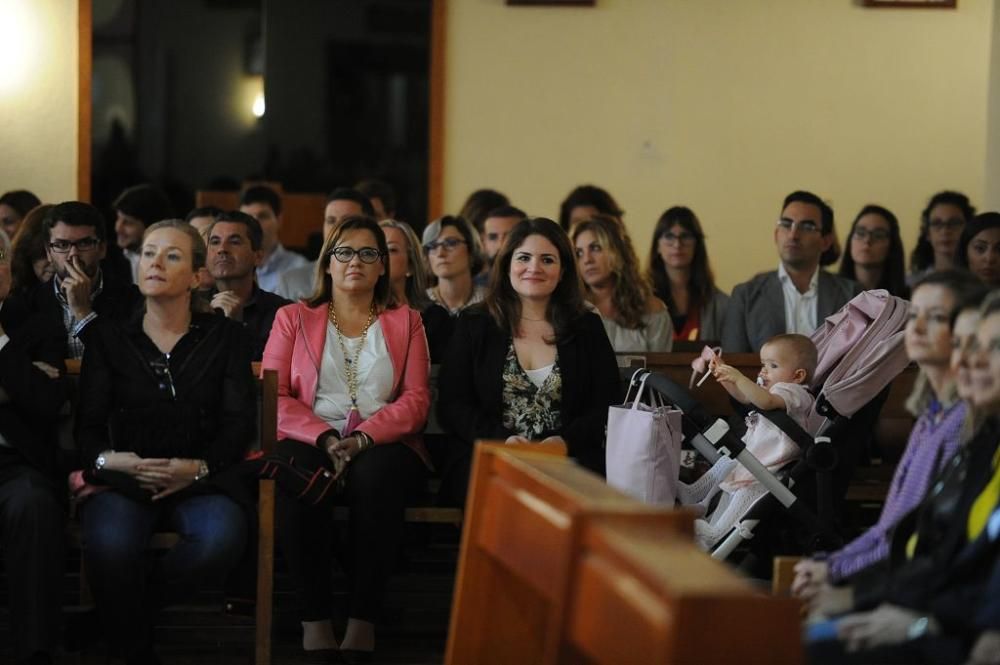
[713,363,742,384]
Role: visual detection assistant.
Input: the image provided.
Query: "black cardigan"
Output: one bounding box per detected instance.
[75,310,257,477]
[437,306,619,474]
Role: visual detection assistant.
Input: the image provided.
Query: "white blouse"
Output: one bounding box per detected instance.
[313,321,394,435]
[600,308,674,353]
[523,364,554,390]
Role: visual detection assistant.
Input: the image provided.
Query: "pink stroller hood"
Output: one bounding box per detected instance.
[807,290,911,427]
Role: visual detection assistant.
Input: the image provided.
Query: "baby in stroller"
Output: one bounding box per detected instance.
[678,333,818,550]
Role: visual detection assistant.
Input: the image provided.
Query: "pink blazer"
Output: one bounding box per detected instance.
[261,301,431,467]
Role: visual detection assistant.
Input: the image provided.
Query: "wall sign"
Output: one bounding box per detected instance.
[506,1,596,6]
[863,0,956,8]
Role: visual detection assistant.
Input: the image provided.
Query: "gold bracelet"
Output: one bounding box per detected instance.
[357,431,373,451]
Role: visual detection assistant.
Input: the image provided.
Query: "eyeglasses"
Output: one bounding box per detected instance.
[928,219,964,232]
[149,356,177,399]
[853,228,890,243]
[48,237,101,253]
[661,231,696,246]
[424,237,467,253]
[776,219,821,234]
[329,246,383,264]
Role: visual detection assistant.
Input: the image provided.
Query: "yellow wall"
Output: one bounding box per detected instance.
[0,0,79,205]
[444,0,994,291]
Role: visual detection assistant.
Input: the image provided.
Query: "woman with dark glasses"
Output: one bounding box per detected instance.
[75,220,256,664]
[837,205,910,298]
[421,215,486,316]
[262,215,431,662]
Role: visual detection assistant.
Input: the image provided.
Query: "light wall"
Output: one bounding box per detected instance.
[0,0,79,204]
[443,0,994,291]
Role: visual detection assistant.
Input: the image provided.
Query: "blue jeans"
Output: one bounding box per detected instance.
[81,491,247,656]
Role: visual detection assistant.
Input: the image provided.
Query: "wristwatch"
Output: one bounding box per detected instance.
[95,451,111,471]
[194,460,210,482]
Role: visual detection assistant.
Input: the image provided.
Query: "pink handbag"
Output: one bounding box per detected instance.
[605,370,683,506]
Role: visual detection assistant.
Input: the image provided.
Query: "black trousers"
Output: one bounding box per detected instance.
[275,441,426,623]
[0,461,65,662]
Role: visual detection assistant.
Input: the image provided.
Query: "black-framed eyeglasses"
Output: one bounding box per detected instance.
[149,356,177,399]
[928,219,964,232]
[853,228,890,243]
[776,219,820,234]
[424,237,467,253]
[48,237,101,253]
[329,246,383,264]
[661,231,697,246]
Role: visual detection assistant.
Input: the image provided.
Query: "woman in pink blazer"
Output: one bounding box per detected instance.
[262,216,431,662]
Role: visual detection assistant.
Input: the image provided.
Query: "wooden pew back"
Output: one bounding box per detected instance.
[446,444,802,665]
[565,520,802,664]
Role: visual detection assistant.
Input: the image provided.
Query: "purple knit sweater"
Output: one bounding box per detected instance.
[827,400,966,582]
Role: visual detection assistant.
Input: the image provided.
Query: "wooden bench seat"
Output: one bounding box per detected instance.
[447,443,802,664]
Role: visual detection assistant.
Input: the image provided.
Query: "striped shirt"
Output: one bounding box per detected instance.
[827,399,966,582]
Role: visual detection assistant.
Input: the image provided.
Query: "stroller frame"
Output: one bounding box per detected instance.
[633,368,848,560]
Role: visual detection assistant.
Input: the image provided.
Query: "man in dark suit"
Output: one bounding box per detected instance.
[205,211,290,360]
[722,191,860,353]
[12,201,141,359]
[0,231,68,665]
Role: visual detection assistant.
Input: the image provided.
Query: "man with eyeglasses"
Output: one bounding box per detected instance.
[13,201,141,359]
[206,211,290,360]
[0,228,68,665]
[475,204,527,287]
[722,190,859,354]
[276,187,374,301]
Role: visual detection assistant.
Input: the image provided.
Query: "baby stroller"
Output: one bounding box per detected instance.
[637,290,911,562]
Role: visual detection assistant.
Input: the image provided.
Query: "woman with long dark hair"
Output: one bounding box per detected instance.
[645,206,729,342]
[9,204,54,296]
[909,190,976,283]
[837,204,909,298]
[438,217,619,485]
[954,212,1000,288]
[558,184,623,231]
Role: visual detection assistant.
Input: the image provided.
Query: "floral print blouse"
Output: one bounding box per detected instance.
[501,342,562,439]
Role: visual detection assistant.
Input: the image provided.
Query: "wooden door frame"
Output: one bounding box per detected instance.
[77,0,446,215]
[78,0,92,201]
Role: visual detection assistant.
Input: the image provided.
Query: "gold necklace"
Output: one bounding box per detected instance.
[328,301,376,412]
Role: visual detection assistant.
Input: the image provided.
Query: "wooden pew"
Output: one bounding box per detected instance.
[64,360,277,665]
[566,519,802,663]
[446,443,802,664]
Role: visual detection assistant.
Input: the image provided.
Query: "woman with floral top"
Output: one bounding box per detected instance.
[438,217,619,495]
